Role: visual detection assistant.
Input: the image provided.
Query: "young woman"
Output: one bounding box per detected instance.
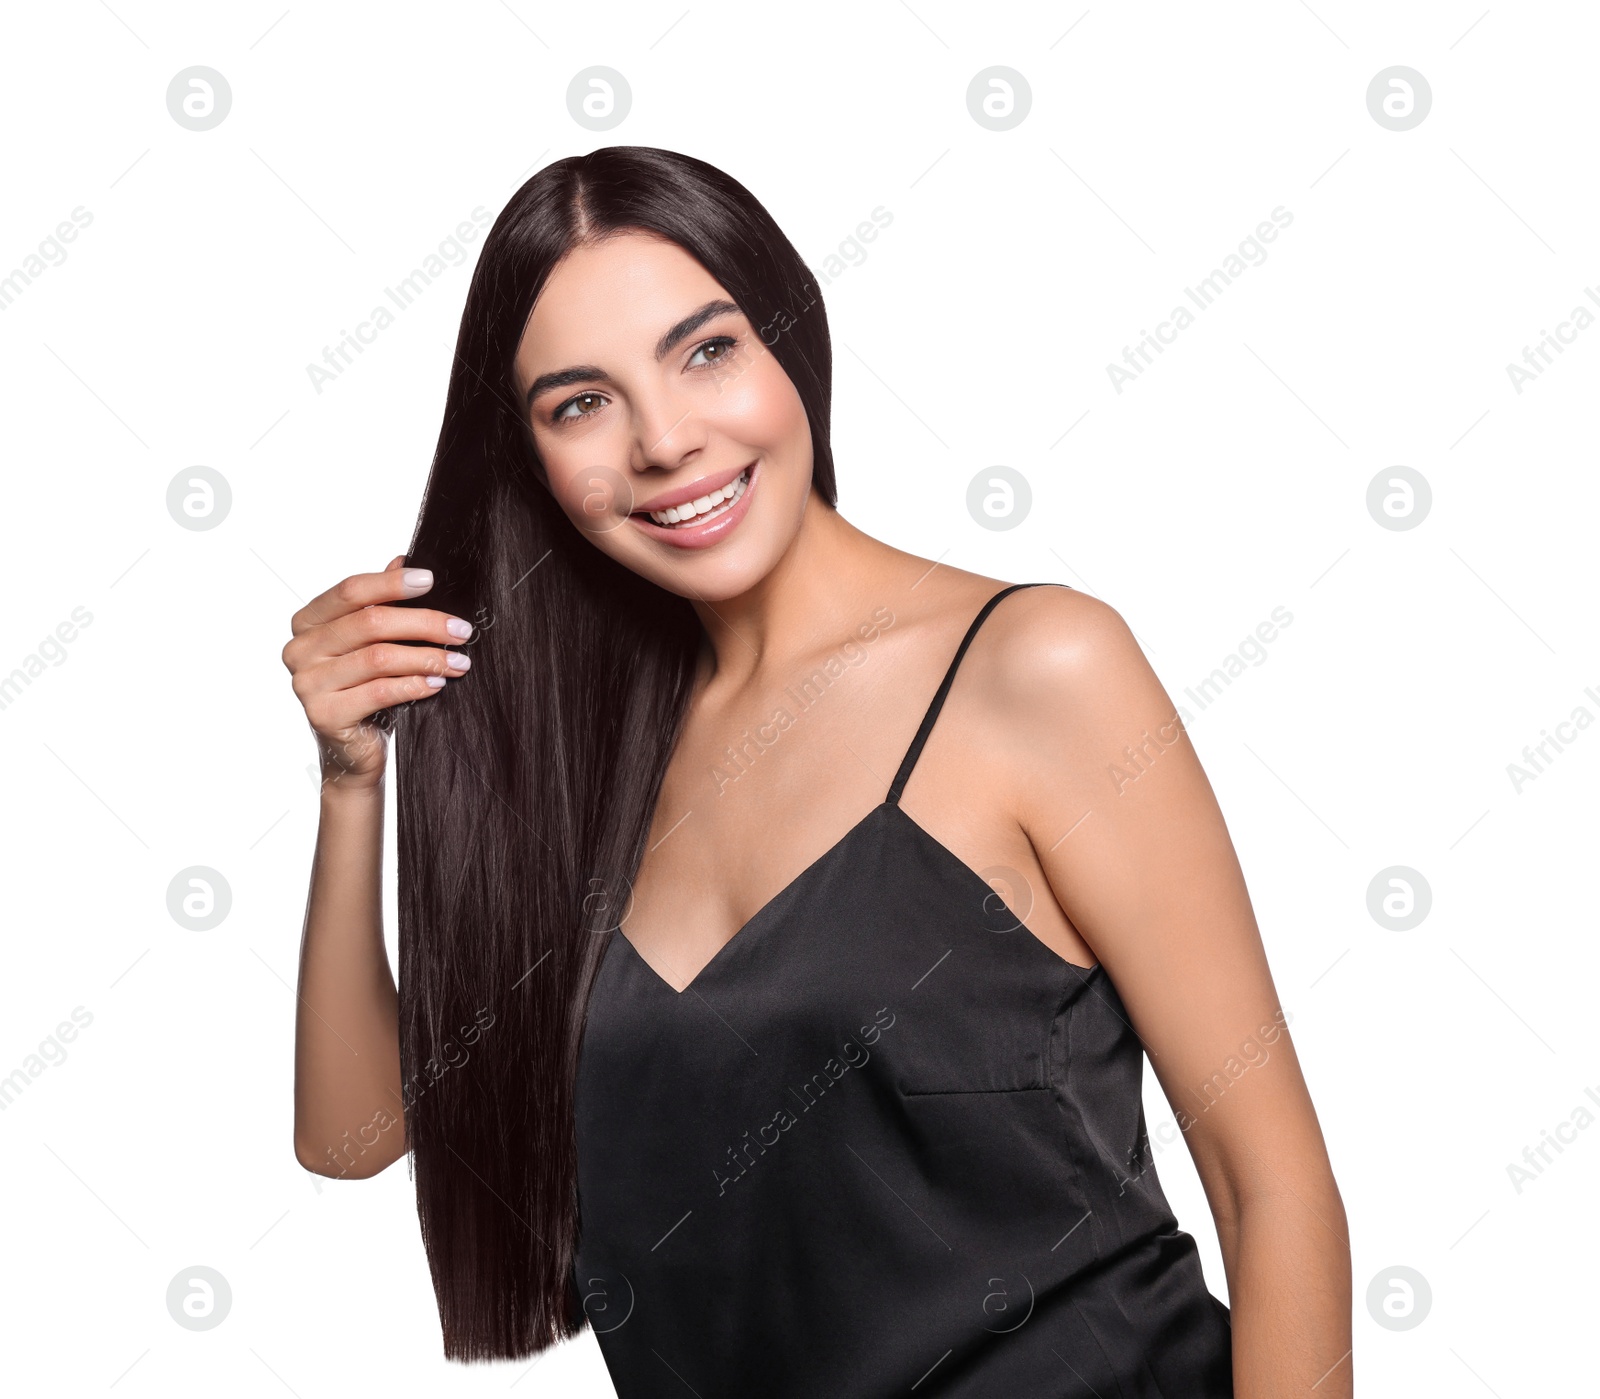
[285,146,1351,1396]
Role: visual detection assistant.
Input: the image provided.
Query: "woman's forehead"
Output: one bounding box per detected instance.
[517,238,733,369]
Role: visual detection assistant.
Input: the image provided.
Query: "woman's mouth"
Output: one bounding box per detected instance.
[645,464,750,527]
[628,462,758,550]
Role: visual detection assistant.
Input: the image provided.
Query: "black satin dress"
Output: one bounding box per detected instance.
[571,583,1235,1396]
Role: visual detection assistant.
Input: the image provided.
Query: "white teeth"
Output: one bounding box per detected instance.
[649,466,750,527]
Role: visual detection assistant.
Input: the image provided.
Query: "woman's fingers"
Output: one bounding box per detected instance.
[281,557,463,783]
[282,563,474,668]
[289,601,474,666]
[282,558,477,753]
[300,641,471,703]
[302,671,450,735]
[287,560,438,640]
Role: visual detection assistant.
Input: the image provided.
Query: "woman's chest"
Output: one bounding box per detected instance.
[577,803,1082,1108]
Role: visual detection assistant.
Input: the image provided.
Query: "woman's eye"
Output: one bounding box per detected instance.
[551,391,607,425]
[688,335,737,369]
[547,336,738,425]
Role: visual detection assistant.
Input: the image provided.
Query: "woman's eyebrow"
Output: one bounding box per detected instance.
[524,298,742,408]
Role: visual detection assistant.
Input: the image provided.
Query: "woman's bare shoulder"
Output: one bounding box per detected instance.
[967,580,1142,697]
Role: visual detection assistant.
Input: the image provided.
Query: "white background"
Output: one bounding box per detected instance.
[1,1,1595,1394]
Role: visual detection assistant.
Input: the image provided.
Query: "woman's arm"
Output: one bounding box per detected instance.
[292,776,409,1179]
[283,557,472,1180]
[995,587,1352,1398]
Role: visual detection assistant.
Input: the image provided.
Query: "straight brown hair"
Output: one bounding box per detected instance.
[372,146,839,1360]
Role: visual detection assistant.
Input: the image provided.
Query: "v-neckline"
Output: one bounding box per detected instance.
[612,802,1098,997]
[615,802,893,997]
[608,583,1086,999]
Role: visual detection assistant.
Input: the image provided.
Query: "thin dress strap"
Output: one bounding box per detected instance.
[886,582,1055,807]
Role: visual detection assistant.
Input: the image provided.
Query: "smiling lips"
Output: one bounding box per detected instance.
[643,464,750,526]
[628,461,758,549]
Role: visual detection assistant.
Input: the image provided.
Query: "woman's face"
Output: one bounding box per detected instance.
[512,230,815,599]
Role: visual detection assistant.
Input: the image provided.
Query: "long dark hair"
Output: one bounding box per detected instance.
[372,147,838,1361]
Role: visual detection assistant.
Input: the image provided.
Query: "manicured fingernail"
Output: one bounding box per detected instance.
[402,568,433,593]
[423,675,447,688]
[446,617,473,639]
[445,652,471,671]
